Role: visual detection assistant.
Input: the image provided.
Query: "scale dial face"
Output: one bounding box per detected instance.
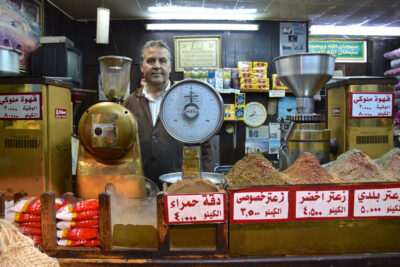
[160,79,224,144]
[244,101,267,127]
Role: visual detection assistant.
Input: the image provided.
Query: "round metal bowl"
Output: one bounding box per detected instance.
[0,46,22,76]
[159,172,225,185]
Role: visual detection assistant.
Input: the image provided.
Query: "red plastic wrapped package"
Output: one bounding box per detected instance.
[19,226,42,236]
[57,228,99,241]
[58,199,98,213]
[6,212,41,223]
[10,197,69,215]
[58,238,100,247]
[56,209,98,221]
[57,219,99,230]
[16,221,42,229]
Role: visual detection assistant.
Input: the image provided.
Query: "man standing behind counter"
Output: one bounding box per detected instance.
[123,40,215,189]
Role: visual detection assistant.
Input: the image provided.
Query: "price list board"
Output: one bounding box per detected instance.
[230,184,400,224]
[164,193,226,225]
[0,93,42,120]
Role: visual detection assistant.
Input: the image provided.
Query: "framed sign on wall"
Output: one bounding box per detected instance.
[174,35,221,72]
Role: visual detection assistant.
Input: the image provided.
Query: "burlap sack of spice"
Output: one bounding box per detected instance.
[0,219,59,267]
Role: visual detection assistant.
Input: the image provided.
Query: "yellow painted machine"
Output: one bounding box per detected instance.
[75,56,145,198]
[0,77,73,197]
[326,76,397,160]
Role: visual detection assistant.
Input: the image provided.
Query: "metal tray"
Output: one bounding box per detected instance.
[159,172,224,185]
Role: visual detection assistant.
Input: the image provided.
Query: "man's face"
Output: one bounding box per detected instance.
[140,46,172,88]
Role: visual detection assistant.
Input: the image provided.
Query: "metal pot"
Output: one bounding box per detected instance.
[0,46,22,76]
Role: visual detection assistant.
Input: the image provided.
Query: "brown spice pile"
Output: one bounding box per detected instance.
[283,152,343,184]
[326,148,391,183]
[376,148,400,181]
[226,153,287,186]
[166,177,222,194]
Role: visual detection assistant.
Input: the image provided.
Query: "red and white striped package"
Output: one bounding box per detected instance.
[15,221,42,229]
[9,197,69,215]
[28,234,42,245]
[6,212,41,223]
[57,199,98,214]
[56,219,99,230]
[56,209,98,221]
[19,226,42,236]
[57,228,99,241]
[58,238,100,247]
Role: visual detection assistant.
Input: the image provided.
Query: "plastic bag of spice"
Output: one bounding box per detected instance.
[18,226,42,236]
[15,221,41,229]
[57,199,98,214]
[56,228,98,241]
[56,219,99,230]
[6,212,41,223]
[27,234,42,245]
[10,197,69,215]
[57,238,100,247]
[56,209,98,221]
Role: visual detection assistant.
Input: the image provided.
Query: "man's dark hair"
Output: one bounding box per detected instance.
[141,40,172,61]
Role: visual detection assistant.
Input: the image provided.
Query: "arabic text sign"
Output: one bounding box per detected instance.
[308,40,366,62]
[0,93,42,120]
[296,190,349,219]
[354,188,400,217]
[165,193,226,224]
[350,92,394,118]
[232,191,289,221]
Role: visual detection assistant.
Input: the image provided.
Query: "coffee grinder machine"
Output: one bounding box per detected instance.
[76,56,144,198]
[274,53,336,170]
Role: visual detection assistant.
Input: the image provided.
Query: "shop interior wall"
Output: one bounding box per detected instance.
[43,2,400,166]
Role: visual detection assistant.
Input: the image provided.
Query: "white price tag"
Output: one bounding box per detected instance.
[165,193,225,224]
[296,190,349,219]
[269,90,285,98]
[232,191,289,221]
[354,188,400,217]
[0,93,42,120]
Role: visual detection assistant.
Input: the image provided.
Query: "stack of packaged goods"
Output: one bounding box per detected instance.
[238,61,269,91]
[183,67,219,90]
[5,197,69,245]
[56,199,100,247]
[383,48,400,126]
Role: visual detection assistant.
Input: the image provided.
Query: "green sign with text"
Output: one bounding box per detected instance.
[308,40,367,62]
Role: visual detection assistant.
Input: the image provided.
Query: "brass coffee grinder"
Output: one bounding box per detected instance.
[274,53,336,170]
[76,56,144,198]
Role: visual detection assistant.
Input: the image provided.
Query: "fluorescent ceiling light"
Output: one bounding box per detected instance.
[148,5,256,20]
[146,23,259,31]
[310,25,400,36]
[96,7,110,44]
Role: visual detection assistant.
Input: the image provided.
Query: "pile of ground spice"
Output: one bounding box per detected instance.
[376,148,400,181]
[225,153,287,186]
[326,149,391,183]
[166,177,222,194]
[282,152,343,184]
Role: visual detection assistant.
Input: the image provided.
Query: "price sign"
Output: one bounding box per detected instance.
[231,190,289,223]
[269,90,285,98]
[354,188,400,218]
[165,193,226,224]
[296,190,349,219]
[0,93,42,120]
[350,92,394,118]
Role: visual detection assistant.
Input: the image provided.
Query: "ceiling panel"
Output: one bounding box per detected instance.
[47,0,400,28]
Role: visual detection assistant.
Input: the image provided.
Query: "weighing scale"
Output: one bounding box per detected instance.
[159,79,224,180]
